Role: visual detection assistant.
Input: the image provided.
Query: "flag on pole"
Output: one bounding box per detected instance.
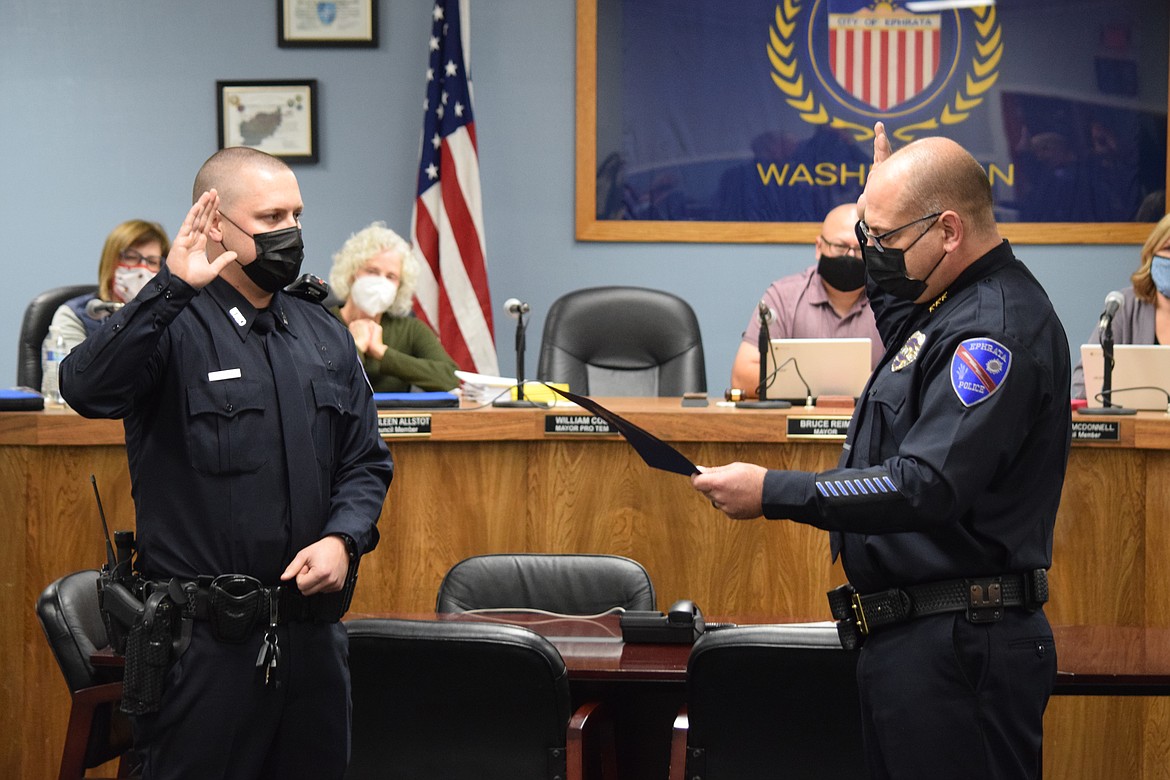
[411,0,499,375]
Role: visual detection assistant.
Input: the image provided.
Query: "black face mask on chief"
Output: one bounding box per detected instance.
[218,211,305,293]
[855,213,946,302]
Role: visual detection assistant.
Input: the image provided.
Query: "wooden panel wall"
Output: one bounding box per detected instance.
[3,408,1168,780]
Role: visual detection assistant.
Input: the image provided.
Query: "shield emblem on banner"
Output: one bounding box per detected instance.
[826,1,941,112]
[317,2,337,25]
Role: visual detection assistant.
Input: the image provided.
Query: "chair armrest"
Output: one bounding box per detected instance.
[668,705,689,780]
[567,699,617,780]
[59,681,124,780]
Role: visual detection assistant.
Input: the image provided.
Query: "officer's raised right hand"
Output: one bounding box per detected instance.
[166,190,237,289]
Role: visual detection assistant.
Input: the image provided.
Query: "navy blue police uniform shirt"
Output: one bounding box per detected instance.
[60,265,393,584]
[761,241,1071,593]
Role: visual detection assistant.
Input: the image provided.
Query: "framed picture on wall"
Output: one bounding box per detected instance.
[217,80,319,164]
[277,0,378,48]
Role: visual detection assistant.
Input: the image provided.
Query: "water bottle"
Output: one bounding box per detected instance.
[41,328,67,405]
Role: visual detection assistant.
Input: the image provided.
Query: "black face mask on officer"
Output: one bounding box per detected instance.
[218,211,305,293]
[817,253,867,293]
[855,215,946,302]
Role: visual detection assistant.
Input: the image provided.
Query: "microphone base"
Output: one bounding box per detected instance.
[1076,406,1136,416]
[492,399,549,409]
[734,399,791,409]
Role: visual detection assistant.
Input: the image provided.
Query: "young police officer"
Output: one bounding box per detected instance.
[692,125,1070,779]
[62,147,393,779]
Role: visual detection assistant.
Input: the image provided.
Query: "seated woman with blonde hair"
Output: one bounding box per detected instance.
[1072,212,1170,398]
[42,219,169,398]
[329,222,458,392]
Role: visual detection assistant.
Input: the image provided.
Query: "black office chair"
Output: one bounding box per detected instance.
[536,286,706,396]
[346,618,608,780]
[18,284,97,389]
[36,569,135,780]
[668,624,867,780]
[435,553,657,614]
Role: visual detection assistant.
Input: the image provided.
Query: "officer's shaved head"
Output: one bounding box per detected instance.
[193,147,292,209]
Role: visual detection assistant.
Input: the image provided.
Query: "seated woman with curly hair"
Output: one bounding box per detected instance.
[329,222,458,392]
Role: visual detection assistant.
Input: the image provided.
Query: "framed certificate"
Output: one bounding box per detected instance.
[278,0,378,48]
[217,80,319,164]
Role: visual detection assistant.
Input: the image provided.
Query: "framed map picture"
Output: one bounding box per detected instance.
[217,80,319,164]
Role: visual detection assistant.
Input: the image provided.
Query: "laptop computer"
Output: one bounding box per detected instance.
[763,338,873,403]
[1080,344,1170,411]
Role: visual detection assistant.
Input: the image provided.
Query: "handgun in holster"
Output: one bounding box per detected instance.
[96,530,144,655]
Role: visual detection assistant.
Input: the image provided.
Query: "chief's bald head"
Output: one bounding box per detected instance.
[878,136,997,239]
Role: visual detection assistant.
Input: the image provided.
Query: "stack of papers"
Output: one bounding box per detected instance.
[454,370,516,405]
[453,371,578,407]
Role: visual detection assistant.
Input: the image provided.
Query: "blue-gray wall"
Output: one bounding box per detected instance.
[0,1,1141,394]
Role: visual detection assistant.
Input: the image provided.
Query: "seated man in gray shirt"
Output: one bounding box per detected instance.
[730,203,882,398]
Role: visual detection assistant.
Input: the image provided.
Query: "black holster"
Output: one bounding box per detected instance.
[121,590,177,715]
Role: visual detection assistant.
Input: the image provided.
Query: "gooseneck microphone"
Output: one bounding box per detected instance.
[493,298,545,408]
[85,299,124,319]
[1078,290,1135,416]
[735,300,791,410]
[1097,290,1124,332]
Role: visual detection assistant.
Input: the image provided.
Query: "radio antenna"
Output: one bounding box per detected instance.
[90,474,117,571]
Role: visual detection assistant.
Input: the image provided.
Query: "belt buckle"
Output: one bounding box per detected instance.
[850,591,870,636]
[966,577,1004,623]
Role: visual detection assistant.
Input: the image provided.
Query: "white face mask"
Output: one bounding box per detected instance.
[113,265,156,303]
[350,275,399,317]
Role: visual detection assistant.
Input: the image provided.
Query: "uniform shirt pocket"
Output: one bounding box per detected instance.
[186,380,269,474]
[310,377,356,469]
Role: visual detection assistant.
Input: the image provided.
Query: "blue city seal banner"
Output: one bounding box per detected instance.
[583,0,1168,238]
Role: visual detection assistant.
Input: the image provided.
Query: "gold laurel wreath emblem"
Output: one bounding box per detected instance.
[768,1,1003,143]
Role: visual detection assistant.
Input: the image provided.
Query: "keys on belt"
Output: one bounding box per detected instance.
[827,569,1049,650]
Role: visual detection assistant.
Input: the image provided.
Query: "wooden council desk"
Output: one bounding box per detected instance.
[3,401,1170,779]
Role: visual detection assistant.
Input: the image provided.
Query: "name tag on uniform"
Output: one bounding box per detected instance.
[208,368,242,382]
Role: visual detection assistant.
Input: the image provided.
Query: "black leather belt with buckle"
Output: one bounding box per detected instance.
[827,569,1049,650]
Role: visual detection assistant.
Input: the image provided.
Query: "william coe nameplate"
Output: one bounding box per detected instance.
[544,415,618,435]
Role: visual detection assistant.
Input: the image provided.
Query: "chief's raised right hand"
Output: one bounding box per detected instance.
[165,190,238,289]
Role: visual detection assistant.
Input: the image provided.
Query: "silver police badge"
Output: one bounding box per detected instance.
[891,330,926,372]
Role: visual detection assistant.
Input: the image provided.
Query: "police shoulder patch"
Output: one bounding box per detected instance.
[951,337,1011,407]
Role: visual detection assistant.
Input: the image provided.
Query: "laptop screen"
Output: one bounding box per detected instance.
[1080,344,1170,411]
[763,338,873,402]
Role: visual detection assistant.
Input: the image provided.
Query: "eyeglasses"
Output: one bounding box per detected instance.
[119,249,164,272]
[818,236,861,258]
[855,212,943,254]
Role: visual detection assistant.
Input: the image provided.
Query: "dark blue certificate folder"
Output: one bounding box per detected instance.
[0,388,45,411]
[373,391,459,409]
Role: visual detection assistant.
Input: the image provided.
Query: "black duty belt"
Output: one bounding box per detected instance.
[827,569,1049,650]
[144,575,321,638]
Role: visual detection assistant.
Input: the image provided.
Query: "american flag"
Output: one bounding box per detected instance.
[411,0,499,374]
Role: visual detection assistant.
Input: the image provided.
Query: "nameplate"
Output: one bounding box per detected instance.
[544,415,618,435]
[378,414,433,438]
[1071,420,1121,442]
[786,415,852,440]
